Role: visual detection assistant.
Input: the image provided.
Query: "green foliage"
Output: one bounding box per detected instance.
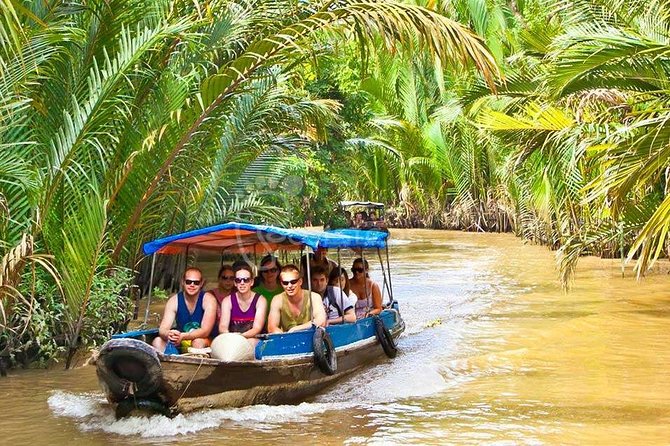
[150,287,169,301]
[7,268,66,366]
[4,266,133,367]
[82,268,134,347]
[0,0,500,368]
[314,0,669,286]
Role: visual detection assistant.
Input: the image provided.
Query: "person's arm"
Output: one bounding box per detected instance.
[182,293,217,341]
[366,282,383,316]
[342,307,356,323]
[326,287,354,325]
[218,295,232,334]
[267,294,283,333]
[326,307,356,325]
[311,291,327,327]
[158,295,179,342]
[242,296,267,338]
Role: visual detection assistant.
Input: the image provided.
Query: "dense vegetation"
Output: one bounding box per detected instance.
[0,0,495,368]
[1,0,668,368]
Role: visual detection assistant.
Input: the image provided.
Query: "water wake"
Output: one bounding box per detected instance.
[48,391,360,437]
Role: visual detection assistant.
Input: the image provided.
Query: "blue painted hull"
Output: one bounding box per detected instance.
[255,308,400,359]
[97,308,404,413]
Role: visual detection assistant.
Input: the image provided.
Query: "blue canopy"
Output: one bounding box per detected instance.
[143,222,388,255]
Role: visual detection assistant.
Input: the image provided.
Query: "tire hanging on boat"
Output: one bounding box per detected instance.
[373,315,398,358]
[96,338,162,399]
[312,326,337,375]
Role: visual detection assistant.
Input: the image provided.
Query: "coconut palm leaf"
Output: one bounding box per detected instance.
[56,186,107,368]
[111,0,500,260]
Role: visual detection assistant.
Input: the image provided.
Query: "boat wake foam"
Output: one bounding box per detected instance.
[48,390,355,437]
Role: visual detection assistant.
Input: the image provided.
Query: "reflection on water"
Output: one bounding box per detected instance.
[1,229,669,445]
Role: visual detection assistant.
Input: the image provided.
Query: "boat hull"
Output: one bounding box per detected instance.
[96,309,404,414]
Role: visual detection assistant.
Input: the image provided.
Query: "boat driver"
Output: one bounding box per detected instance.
[300,247,337,282]
[310,265,356,326]
[267,264,326,333]
[152,267,218,353]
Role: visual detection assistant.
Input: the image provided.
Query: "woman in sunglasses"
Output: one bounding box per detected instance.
[218,264,267,345]
[349,258,382,319]
[252,255,283,311]
[212,265,235,305]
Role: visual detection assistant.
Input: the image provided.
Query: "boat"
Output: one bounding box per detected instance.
[94,222,404,417]
[334,200,389,232]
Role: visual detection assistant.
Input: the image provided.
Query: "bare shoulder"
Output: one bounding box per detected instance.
[220,294,232,304]
[271,293,284,309]
[203,291,218,304]
[163,294,178,312]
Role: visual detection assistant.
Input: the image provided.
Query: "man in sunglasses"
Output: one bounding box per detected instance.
[267,264,326,333]
[152,267,218,353]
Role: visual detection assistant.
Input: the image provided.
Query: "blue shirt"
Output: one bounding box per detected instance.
[176,290,205,332]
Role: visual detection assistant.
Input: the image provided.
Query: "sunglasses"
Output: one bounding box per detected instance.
[184,279,201,285]
[261,267,278,273]
[281,278,300,286]
[220,275,235,280]
[234,277,252,284]
[351,267,365,273]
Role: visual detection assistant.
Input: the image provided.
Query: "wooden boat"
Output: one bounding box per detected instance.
[95,223,404,417]
[336,200,389,232]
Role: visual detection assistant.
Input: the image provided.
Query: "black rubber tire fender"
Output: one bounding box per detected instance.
[97,338,162,399]
[312,326,337,375]
[115,398,172,419]
[373,315,398,358]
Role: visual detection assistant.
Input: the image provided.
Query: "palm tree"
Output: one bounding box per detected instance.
[475,0,670,282]
[1,0,499,364]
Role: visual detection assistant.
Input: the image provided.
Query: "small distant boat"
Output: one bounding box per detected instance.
[333,201,389,232]
[94,222,404,417]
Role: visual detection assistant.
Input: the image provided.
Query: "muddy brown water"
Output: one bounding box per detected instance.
[1,229,669,445]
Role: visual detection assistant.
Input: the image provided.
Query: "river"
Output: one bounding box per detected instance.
[1,229,669,445]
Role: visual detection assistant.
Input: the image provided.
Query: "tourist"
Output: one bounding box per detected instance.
[349,258,383,319]
[211,265,235,303]
[219,264,266,345]
[353,212,364,228]
[267,264,326,333]
[344,210,353,228]
[253,255,283,309]
[310,266,356,325]
[152,267,218,352]
[300,247,337,281]
[328,266,358,302]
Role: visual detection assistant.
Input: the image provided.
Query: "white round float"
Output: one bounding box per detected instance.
[210,332,254,361]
